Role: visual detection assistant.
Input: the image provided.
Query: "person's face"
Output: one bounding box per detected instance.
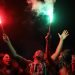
[2,54,11,65]
[34,50,44,60]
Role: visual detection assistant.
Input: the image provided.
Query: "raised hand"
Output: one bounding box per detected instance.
[58,30,69,41]
[45,32,50,40]
[3,33,10,43]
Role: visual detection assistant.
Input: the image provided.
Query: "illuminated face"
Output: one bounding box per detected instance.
[2,54,11,65]
[33,50,44,60]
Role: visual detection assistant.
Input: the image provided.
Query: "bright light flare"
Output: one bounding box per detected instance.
[43,5,54,24]
[0,16,5,33]
[0,16,2,24]
[36,4,54,24]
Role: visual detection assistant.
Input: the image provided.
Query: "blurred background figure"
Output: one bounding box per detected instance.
[72,54,75,75]
[58,49,72,75]
[0,53,24,75]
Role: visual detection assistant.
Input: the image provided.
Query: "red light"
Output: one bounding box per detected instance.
[0,6,14,26]
[0,9,6,25]
[0,16,2,24]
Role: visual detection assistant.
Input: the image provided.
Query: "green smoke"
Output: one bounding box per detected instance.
[32,0,56,24]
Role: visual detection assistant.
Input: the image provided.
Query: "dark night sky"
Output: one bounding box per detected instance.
[0,0,75,59]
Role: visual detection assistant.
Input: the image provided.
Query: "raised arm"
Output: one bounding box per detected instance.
[45,32,50,53]
[44,31,50,61]
[3,33,31,63]
[51,30,69,61]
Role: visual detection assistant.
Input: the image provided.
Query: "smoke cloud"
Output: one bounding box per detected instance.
[27,0,56,15]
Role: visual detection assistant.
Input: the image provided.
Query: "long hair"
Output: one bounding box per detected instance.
[59,49,72,68]
[59,49,72,75]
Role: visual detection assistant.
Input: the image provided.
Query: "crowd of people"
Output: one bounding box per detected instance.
[0,30,74,75]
